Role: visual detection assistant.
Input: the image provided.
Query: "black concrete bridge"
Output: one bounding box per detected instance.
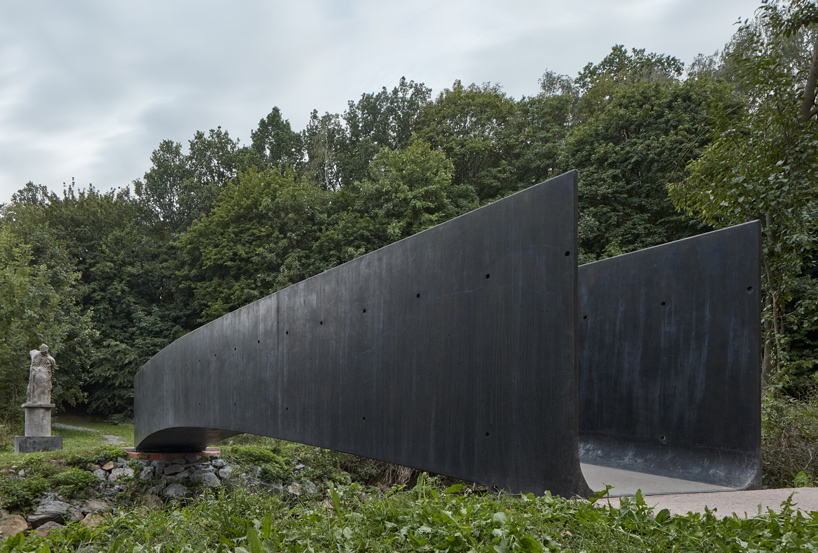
[134,171,760,497]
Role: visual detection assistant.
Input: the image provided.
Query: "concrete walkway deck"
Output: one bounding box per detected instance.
[581,463,733,496]
[581,463,818,518]
[599,487,818,519]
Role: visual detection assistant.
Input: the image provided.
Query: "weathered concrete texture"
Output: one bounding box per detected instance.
[14,436,62,454]
[578,222,761,490]
[581,463,733,497]
[136,171,590,497]
[22,403,54,436]
[134,172,762,498]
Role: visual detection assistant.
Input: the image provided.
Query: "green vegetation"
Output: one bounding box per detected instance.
[0,475,48,512]
[3,474,818,552]
[670,0,818,380]
[219,435,416,489]
[0,415,130,467]
[47,467,100,499]
[762,394,818,488]
[1,426,818,550]
[1,7,816,550]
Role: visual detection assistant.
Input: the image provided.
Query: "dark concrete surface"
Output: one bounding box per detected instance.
[134,173,762,498]
[14,436,63,454]
[578,223,761,490]
[136,171,591,497]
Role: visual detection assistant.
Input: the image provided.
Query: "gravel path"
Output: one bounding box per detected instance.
[52,422,125,444]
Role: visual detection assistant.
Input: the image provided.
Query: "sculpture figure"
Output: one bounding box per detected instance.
[26,344,56,405]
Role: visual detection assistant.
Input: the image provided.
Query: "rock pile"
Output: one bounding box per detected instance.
[0,453,329,540]
[0,495,114,538]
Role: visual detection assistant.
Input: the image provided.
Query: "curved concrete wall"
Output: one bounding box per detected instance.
[578,222,761,489]
[135,171,591,497]
[135,171,762,496]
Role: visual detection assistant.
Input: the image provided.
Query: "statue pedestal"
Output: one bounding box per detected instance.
[15,403,62,454]
[15,436,62,454]
[22,402,54,436]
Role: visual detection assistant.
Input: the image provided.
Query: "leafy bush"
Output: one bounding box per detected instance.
[48,467,100,499]
[10,454,63,480]
[762,394,818,488]
[259,459,292,483]
[298,448,343,483]
[0,420,20,451]
[337,453,419,487]
[222,444,284,466]
[106,412,133,425]
[11,479,818,552]
[223,444,293,483]
[66,445,128,468]
[0,474,48,511]
[218,434,281,448]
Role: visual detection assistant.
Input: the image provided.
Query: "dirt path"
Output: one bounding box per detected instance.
[52,422,125,444]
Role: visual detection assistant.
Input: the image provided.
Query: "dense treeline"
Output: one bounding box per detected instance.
[0,0,816,424]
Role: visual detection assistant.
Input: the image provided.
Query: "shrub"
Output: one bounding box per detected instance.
[222,444,293,483]
[222,444,285,466]
[66,445,128,468]
[296,448,340,483]
[762,394,818,488]
[49,467,100,499]
[13,454,62,479]
[259,459,292,483]
[0,420,19,451]
[0,474,48,511]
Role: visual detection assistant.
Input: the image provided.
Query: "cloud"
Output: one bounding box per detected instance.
[0,0,760,204]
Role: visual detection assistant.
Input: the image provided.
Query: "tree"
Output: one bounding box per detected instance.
[177,168,327,323]
[564,77,729,261]
[0,220,96,426]
[669,0,818,380]
[135,127,242,233]
[309,139,478,275]
[302,110,345,191]
[416,81,517,202]
[574,45,684,123]
[133,140,193,232]
[339,78,432,186]
[355,138,477,243]
[250,107,304,172]
[497,75,577,194]
[82,223,187,415]
[4,183,188,416]
[182,126,241,225]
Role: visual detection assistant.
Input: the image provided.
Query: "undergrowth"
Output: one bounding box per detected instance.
[762,392,818,488]
[48,467,101,499]
[0,474,48,511]
[4,477,818,552]
[219,435,422,489]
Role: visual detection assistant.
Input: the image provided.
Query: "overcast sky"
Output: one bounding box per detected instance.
[0,0,762,205]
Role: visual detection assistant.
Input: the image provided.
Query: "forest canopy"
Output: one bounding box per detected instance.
[1,0,816,421]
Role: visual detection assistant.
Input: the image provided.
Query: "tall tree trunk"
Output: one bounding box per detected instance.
[799,32,818,124]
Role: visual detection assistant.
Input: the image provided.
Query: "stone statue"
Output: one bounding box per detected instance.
[26,344,56,405]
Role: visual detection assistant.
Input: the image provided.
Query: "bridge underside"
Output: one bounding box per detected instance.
[135,171,761,497]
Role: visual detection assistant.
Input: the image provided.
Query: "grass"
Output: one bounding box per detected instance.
[0,414,133,468]
[3,477,818,552]
[762,393,818,488]
[53,413,135,443]
[1,416,818,551]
